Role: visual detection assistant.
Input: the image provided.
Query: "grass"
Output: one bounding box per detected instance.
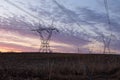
[0,52,120,80]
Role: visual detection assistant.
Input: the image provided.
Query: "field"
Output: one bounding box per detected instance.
[0,52,120,80]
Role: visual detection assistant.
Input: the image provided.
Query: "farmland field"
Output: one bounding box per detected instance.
[0,52,120,80]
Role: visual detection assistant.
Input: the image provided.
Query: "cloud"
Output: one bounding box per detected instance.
[0,0,120,53]
[77,7,107,24]
[108,0,120,15]
[0,15,38,37]
[76,7,120,36]
[0,42,37,52]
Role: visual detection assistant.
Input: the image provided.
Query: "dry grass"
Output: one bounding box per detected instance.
[0,52,120,80]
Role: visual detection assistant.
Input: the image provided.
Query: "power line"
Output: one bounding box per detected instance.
[99,0,114,54]
[53,0,89,35]
[4,0,44,36]
[4,0,44,25]
[104,0,112,32]
[5,0,91,38]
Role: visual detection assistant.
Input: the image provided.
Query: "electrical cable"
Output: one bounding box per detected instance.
[4,0,44,26]
[53,0,94,42]
[53,0,88,34]
[104,0,112,34]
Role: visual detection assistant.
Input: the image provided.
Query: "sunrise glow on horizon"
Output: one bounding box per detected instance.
[0,0,120,53]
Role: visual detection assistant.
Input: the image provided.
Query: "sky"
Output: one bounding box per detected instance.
[0,0,120,53]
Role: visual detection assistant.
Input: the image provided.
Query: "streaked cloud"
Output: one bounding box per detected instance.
[0,0,119,53]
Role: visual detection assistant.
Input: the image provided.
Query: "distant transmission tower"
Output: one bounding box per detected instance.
[32,20,59,53]
[97,33,116,54]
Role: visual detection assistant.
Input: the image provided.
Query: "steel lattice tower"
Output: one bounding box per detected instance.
[32,23,59,53]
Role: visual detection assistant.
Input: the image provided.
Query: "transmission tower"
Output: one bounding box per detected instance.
[5,0,60,53]
[103,0,115,54]
[99,34,110,54]
[32,21,59,53]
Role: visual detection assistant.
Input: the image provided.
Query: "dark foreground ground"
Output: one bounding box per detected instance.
[0,52,120,80]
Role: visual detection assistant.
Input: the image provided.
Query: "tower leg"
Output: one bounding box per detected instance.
[39,40,52,53]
